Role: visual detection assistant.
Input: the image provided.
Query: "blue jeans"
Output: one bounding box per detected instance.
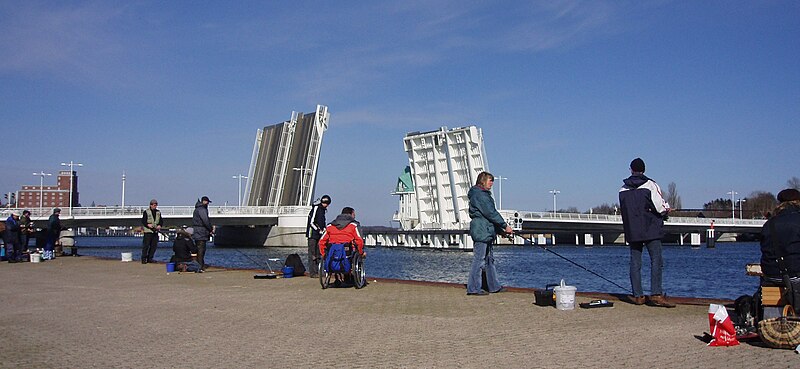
[467,241,502,293]
[629,239,664,297]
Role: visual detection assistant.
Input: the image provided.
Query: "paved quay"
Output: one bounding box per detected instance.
[1,257,797,368]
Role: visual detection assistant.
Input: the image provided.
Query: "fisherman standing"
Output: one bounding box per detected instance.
[619,158,675,308]
[192,196,214,272]
[44,208,61,260]
[141,199,163,264]
[306,195,331,278]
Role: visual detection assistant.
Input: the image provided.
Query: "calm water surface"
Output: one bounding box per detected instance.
[74,237,761,299]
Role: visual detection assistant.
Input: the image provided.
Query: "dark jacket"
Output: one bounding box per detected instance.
[619,174,670,243]
[171,235,199,263]
[192,200,213,241]
[47,214,62,238]
[760,203,800,277]
[4,216,20,244]
[306,203,327,239]
[468,185,508,243]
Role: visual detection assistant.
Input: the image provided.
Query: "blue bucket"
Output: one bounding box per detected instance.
[166,262,176,273]
[282,266,294,278]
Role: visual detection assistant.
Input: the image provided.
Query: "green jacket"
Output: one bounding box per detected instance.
[468,185,508,243]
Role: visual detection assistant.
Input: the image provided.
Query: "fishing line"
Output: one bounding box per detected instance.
[528,239,632,293]
[232,247,277,273]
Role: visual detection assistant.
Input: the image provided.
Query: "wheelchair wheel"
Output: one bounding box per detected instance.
[351,254,367,289]
[319,259,330,289]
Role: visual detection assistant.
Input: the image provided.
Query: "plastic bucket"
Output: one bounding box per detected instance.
[553,279,577,310]
[166,262,176,273]
[282,266,294,278]
[121,252,133,262]
[30,253,42,263]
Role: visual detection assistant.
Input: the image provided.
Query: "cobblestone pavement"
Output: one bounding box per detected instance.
[0,257,797,368]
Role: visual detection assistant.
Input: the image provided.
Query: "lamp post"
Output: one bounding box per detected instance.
[60,161,83,216]
[232,174,248,207]
[549,189,561,215]
[121,172,126,208]
[549,189,560,215]
[33,171,52,212]
[726,190,738,221]
[292,167,312,206]
[739,198,746,220]
[496,176,508,210]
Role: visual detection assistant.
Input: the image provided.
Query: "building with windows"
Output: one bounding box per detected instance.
[16,170,79,209]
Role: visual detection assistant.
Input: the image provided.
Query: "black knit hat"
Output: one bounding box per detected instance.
[630,158,646,173]
[777,188,800,203]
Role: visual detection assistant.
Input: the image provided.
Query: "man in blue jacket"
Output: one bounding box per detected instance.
[467,172,513,296]
[4,212,21,263]
[619,158,675,308]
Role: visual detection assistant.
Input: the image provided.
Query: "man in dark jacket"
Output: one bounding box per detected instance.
[192,196,214,272]
[170,227,201,272]
[45,208,62,260]
[19,210,33,252]
[4,212,21,263]
[760,189,800,278]
[619,158,674,307]
[306,194,331,278]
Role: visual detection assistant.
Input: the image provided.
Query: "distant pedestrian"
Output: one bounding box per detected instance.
[4,212,21,262]
[306,194,331,278]
[466,172,513,296]
[44,208,62,260]
[141,199,163,264]
[19,210,34,252]
[619,158,675,308]
[192,196,214,272]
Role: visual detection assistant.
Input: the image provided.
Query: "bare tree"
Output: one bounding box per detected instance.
[664,182,682,209]
[788,177,800,190]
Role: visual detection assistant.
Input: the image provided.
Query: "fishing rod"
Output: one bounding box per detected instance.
[520,236,632,293]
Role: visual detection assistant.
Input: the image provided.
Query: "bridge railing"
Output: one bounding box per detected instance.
[0,206,311,219]
[513,210,764,227]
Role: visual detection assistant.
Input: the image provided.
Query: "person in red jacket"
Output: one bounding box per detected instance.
[318,207,366,258]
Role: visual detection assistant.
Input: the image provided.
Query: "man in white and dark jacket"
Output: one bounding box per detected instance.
[306,195,330,278]
[619,158,675,308]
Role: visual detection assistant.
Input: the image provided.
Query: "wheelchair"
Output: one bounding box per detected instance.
[318,242,366,289]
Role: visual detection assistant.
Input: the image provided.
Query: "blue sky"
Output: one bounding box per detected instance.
[1,1,798,225]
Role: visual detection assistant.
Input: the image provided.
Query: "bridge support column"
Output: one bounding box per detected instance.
[599,233,604,245]
[575,234,580,245]
[706,229,716,248]
[690,233,701,246]
[537,234,546,245]
[584,233,594,246]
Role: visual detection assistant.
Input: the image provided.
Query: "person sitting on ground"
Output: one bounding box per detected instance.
[170,227,201,273]
[760,188,800,307]
[318,207,366,283]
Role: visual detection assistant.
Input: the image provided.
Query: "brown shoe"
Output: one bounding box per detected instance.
[626,295,646,305]
[647,294,676,308]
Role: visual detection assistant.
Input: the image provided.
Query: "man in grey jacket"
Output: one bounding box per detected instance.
[192,196,214,272]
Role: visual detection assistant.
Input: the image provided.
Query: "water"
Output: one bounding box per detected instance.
[73,237,761,299]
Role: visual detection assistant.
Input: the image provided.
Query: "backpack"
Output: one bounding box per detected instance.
[324,243,350,273]
[284,253,306,277]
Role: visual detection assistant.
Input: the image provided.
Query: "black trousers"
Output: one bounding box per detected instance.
[307,237,320,276]
[195,240,207,270]
[142,233,158,262]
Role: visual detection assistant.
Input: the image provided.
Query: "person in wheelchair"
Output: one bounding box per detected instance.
[760,188,800,310]
[318,207,366,287]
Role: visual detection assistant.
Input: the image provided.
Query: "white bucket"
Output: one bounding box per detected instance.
[30,253,42,263]
[553,279,577,310]
[121,252,133,262]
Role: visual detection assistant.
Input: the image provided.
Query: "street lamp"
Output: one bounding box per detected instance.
[739,198,746,220]
[121,172,126,208]
[292,167,313,206]
[549,189,560,215]
[232,174,248,207]
[60,161,83,216]
[495,176,508,210]
[726,190,738,221]
[33,171,52,211]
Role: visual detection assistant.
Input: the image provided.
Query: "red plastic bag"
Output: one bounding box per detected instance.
[708,304,740,347]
